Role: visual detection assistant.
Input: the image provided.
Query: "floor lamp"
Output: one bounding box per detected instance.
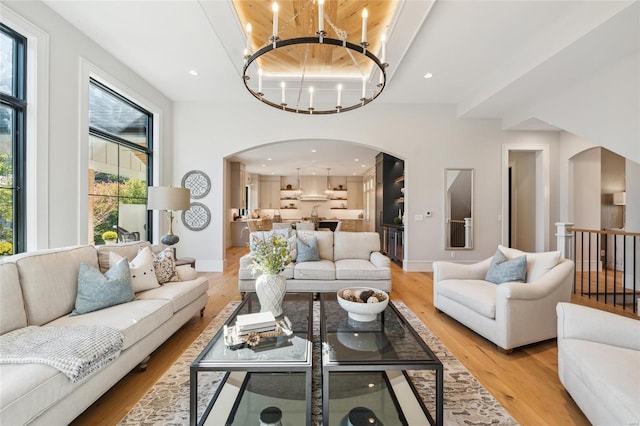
[147,186,191,255]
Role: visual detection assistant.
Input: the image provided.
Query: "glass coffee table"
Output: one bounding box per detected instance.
[190,293,313,426]
[320,293,444,426]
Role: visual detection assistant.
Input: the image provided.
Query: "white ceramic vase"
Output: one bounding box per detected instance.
[255,274,287,317]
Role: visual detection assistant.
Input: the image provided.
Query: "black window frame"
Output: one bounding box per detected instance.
[88,78,154,242]
[0,23,27,254]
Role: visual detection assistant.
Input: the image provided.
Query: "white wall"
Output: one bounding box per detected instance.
[505,51,640,164]
[173,102,564,271]
[2,1,174,248]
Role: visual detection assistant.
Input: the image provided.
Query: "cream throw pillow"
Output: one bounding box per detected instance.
[109,246,160,292]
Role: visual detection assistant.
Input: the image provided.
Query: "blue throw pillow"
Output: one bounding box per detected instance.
[296,235,320,263]
[485,249,527,284]
[71,259,135,316]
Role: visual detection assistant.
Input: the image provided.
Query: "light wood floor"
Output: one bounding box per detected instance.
[72,247,637,426]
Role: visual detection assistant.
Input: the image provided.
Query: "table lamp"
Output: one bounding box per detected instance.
[147,186,191,246]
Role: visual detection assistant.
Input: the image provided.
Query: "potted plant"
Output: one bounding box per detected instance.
[102,230,118,245]
[250,234,292,316]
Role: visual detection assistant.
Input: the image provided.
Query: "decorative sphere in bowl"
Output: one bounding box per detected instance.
[337,287,389,322]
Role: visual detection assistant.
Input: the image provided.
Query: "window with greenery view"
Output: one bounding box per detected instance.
[0,24,26,256]
[88,79,152,245]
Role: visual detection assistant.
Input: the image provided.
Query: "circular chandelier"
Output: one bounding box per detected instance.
[242,0,388,115]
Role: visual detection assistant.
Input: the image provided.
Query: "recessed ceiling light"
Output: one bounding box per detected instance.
[189,69,199,76]
[424,72,433,79]
[353,172,357,175]
[311,149,317,153]
[354,158,359,162]
[312,172,316,175]
[261,164,266,167]
[361,164,366,168]
[267,158,272,161]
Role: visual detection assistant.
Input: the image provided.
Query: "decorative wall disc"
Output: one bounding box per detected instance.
[182,202,211,231]
[181,170,210,199]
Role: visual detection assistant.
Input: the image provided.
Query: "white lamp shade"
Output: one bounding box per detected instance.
[613,192,626,206]
[147,186,191,211]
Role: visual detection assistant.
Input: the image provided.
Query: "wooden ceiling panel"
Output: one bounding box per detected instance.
[235,0,397,76]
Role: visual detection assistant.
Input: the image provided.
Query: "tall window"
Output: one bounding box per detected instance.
[88,79,152,245]
[0,24,26,256]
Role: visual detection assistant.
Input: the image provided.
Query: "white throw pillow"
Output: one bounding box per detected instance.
[498,245,561,283]
[109,246,160,292]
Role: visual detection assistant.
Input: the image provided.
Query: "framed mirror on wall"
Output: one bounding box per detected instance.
[445,169,473,249]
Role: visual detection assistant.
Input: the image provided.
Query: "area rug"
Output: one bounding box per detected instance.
[119,301,517,425]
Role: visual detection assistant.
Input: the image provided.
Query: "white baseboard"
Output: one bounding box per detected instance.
[404,260,480,272]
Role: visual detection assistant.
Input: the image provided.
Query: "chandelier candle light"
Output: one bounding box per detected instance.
[242,0,389,114]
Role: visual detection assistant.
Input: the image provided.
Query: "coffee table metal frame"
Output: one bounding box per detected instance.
[190,293,313,426]
[320,293,444,426]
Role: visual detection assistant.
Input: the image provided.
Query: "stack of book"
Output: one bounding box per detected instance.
[235,311,276,336]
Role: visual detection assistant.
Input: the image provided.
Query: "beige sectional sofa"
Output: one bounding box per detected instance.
[0,241,209,425]
[556,302,640,424]
[238,230,391,293]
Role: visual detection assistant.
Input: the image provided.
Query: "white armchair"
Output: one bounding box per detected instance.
[433,246,574,353]
[556,303,640,424]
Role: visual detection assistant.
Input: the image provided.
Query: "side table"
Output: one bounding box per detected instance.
[176,257,196,268]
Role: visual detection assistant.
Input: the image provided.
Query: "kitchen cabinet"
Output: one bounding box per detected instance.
[229,162,247,209]
[230,221,249,247]
[259,179,280,209]
[383,225,403,264]
[347,181,363,209]
[376,153,405,236]
[340,219,363,232]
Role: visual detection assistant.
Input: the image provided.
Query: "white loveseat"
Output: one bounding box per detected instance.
[0,241,209,425]
[556,302,640,424]
[238,231,391,293]
[433,246,574,352]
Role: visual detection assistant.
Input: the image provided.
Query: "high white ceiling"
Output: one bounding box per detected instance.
[43,0,639,176]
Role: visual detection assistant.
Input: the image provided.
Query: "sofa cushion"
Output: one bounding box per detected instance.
[96,241,151,273]
[334,232,381,261]
[485,249,527,284]
[436,279,497,319]
[498,245,560,283]
[298,230,334,261]
[71,260,135,316]
[48,298,172,351]
[296,236,320,263]
[0,262,27,334]
[14,245,98,326]
[294,260,336,280]
[0,363,70,426]
[110,247,160,293]
[335,259,391,280]
[561,339,640,422]
[137,277,209,313]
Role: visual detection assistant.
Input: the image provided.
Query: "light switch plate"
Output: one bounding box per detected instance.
[415,214,424,222]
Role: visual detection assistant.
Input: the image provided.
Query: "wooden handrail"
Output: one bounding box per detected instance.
[568,228,640,237]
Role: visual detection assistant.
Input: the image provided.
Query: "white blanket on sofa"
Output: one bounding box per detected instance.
[0,325,123,382]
